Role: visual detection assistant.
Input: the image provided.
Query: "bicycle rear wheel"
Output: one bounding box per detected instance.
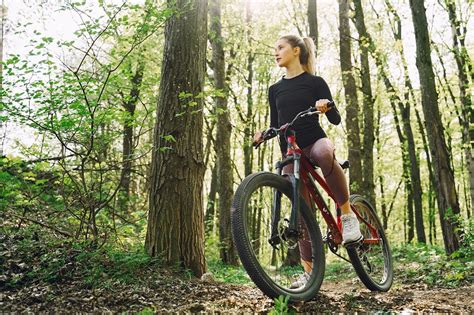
[231,172,325,301]
[346,194,393,291]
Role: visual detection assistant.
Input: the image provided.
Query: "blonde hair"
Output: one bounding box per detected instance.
[279,35,317,75]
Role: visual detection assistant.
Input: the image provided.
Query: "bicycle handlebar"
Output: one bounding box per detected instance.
[253,101,335,149]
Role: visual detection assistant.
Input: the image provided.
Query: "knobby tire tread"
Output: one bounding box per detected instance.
[346,194,393,292]
[231,172,325,302]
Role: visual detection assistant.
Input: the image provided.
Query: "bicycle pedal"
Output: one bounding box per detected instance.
[342,236,364,248]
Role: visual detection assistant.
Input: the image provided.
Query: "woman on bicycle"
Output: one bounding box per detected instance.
[253,34,363,287]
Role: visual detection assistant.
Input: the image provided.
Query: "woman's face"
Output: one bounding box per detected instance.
[274,39,299,68]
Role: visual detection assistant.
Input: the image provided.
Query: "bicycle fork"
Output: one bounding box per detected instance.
[268,154,301,248]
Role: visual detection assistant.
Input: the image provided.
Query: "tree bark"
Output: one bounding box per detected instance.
[205,161,218,234]
[338,0,362,194]
[209,0,237,265]
[353,0,375,206]
[243,2,254,177]
[444,0,473,215]
[120,60,144,204]
[145,0,208,277]
[0,1,5,156]
[376,0,426,243]
[409,0,460,254]
[307,0,318,56]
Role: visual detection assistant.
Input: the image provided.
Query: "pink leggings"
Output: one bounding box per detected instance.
[282,137,349,261]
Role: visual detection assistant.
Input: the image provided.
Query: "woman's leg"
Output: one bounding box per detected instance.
[282,163,313,274]
[308,138,362,243]
[306,138,350,211]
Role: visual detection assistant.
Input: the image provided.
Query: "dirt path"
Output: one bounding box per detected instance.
[2,274,472,313]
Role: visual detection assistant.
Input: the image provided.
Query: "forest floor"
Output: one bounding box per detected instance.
[2,270,473,313]
[3,264,473,312]
[1,232,473,313]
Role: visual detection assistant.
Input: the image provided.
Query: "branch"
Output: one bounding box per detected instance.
[10,212,73,238]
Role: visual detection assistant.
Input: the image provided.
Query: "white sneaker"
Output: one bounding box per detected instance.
[342,213,363,245]
[290,272,310,288]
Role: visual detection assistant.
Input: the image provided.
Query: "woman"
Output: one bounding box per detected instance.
[253,35,362,287]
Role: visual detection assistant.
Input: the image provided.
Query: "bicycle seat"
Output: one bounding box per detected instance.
[309,158,350,170]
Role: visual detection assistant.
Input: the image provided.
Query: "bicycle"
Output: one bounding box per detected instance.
[231,103,393,301]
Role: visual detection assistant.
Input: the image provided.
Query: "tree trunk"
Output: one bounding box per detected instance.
[338,0,362,194]
[409,0,461,254]
[205,162,218,234]
[444,0,473,215]
[353,0,375,206]
[210,0,237,265]
[145,0,208,277]
[0,1,5,156]
[243,3,254,177]
[120,60,144,205]
[384,0,427,242]
[307,0,318,56]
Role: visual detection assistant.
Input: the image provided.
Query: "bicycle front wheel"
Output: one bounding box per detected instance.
[231,172,325,302]
[347,194,393,291]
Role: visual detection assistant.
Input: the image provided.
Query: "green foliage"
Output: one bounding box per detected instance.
[0,157,73,230]
[1,227,162,289]
[269,295,293,315]
[451,214,474,260]
[324,259,355,281]
[392,243,473,288]
[137,306,158,315]
[0,0,173,243]
[206,259,250,284]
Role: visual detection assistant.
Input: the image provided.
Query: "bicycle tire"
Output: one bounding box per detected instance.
[346,194,393,291]
[231,172,325,301]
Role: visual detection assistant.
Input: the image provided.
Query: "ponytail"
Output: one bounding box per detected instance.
[279,35,317,75]
[302,37,316,75]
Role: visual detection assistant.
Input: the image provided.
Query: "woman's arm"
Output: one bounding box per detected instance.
[315,77,341,125]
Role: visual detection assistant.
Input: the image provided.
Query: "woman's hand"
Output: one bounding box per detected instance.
[253,131,264,146]
[315,99,331,113]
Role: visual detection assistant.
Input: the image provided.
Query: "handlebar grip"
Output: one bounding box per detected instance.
[253,142,262,149]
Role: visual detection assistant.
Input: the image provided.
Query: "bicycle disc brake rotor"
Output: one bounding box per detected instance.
[277,218,299,249]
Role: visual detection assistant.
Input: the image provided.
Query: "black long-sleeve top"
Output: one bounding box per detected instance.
[269,72,341,154]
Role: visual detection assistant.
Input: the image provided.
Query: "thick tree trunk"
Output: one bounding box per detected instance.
[338,0,362,194]
[307,0,318,55]
[210,0,237,265]
[145,0,208,277]
[409,0,461,254]
[353,0,375,206]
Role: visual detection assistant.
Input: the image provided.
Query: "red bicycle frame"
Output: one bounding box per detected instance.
[283,131,380,246]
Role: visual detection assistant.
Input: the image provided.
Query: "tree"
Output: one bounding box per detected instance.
[409,0,460,254]
[307,0,318,55]
[243,1,254,177]
[119,58,145,207]
[338,0,362,194]
[145,0,208,276]
[209,0,237,265]
[352,0,375,206]
[442,0,473,215]
[370,0,426,243]
[0,1,6,156]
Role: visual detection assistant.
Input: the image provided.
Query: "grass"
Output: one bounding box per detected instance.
[392,243,473,288]
[206,259,251,284]
[1,227,163,289]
